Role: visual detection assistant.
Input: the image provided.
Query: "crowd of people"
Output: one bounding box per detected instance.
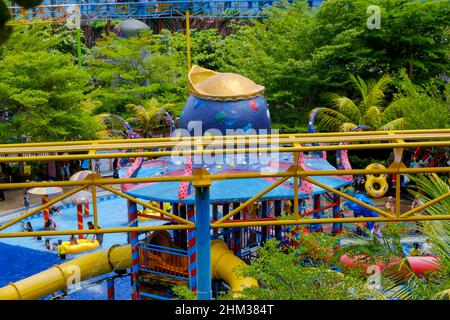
[20,219,104,261]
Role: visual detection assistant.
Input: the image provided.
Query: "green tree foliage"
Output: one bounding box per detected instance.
[87,31,187,116]
[125,98,174,138]
[230,237,383,300]
[311,74,405,131]
[218,0,449,128]
[0,24,98,143]
[394,71,450,130]
[0,51,98,142]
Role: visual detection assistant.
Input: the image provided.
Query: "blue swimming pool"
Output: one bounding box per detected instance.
[0,195,166,300]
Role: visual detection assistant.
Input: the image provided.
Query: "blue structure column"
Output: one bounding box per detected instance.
[212,204,219,238]
[127,200,140,300]
[232,202,241,257]
[194,183,212,300]
[331,194,342,235]
[172,202,180,246]
[222,203,230,244]
[261,201,268,244]
[311,195,324,232]
[274,200,282,240]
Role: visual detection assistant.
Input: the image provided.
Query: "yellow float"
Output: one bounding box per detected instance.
[138,202,172,221]
[364,163,389,198]
[60,239,99,254]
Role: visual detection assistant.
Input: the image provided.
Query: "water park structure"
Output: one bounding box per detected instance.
[6,1,322,22]
[0,63,449,300]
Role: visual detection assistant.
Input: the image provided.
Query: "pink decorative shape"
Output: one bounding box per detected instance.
[178,156,193,200]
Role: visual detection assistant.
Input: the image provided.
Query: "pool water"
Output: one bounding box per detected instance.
[0,195,166,300]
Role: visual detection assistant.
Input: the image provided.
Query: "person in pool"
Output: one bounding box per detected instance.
[69,235,78,246]
[57,240,67,261]
[44,239,51,250]
[44,218,56,231]
[86,221,103,246]
[409,242,422,256]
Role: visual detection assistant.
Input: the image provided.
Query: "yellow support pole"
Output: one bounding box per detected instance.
[186,10,191,70]
[1,128,449,149]
[2,141,450,163]
[212,214,450,229]
[0,224,193,239]
[1,166,450,191]
[92,182,99,230]
[290,136,301,220]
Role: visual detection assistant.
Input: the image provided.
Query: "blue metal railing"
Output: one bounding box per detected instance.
[8,0,321,21]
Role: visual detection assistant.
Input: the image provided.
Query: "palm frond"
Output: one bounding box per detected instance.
[314,108,355,132]
[408,174,450,266]
[366,74,392,109]
[378,118,406,131]
[349,74,368,109]
[327,95,361,122]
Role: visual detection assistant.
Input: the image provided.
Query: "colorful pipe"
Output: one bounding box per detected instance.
[311,195,323,232]
[331,194,342,235]
[187,205,197,293]
[127,200,139,300]
[194,186,212,300]
[77,204,84,239]
[274,200,282,239]
[84,203,90,217]
[107,278,115,300]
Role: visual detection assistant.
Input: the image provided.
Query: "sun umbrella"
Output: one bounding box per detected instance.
[61,190,92,205]
[62,190,92,239]
[27,187,63,226]
[27,187,63,196]
[70,170,93,181]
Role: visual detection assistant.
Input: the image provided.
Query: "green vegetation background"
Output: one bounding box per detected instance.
[0,0,449,145]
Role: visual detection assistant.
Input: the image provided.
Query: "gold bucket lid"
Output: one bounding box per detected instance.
[188,65,265,100]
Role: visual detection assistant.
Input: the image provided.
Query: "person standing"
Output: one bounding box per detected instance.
[409,242,422,256]
[23,190,30,213]
[421,239,433,256]
[385,196,395,214]
[60,153,71,180]
[86,221,104,246]
[57,240,68,261]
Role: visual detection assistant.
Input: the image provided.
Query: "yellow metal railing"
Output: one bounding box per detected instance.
[0,129,449,239]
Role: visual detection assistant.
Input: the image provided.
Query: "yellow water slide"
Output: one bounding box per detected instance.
[0,240,257,300]
[211,240,258,296]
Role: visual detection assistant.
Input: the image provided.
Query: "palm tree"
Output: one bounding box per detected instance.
[125,98,174,138]
[409,173,450,299]
[311,74,406,132]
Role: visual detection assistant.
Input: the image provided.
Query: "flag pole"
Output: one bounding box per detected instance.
[76,5,82,67]
[186,9,191,70]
